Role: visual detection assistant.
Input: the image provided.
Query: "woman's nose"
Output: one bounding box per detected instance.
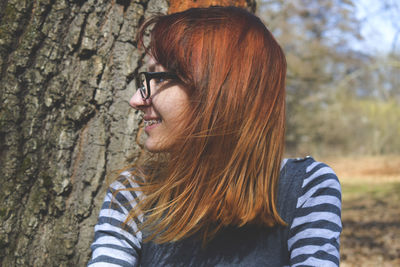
[129,89,151,110]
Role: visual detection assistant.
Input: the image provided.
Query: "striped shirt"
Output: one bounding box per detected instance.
[88,158,342,266]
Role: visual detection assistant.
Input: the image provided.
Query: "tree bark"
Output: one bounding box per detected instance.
[0,0,255,266]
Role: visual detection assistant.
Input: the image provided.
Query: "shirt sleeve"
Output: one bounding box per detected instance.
[88,171,143,267]
[288,161,342,267]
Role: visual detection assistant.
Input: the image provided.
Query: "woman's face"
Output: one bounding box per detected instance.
[130,60,190,152]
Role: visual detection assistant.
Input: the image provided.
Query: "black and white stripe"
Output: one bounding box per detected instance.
[88,171,143,267]
[288,161,342,266]
[88,160,342,266]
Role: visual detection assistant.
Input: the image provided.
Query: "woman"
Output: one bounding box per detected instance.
[89,6,341,267]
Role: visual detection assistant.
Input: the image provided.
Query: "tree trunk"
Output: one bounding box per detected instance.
[0,0,255,266]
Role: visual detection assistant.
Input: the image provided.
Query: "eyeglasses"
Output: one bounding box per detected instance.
[136,72,178,100]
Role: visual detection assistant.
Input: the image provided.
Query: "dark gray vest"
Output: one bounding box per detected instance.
[140,158,312,267]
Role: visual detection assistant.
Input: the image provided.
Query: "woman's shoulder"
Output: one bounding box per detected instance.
[280,156,340,197]
[108,168,144,191]
[286,156,340,199]
[281,156,339,183]
[282,157,342,266]
[105,169,145,211]
[277,156,341,220]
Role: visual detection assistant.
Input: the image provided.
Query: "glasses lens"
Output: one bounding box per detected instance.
[138,73,148,99]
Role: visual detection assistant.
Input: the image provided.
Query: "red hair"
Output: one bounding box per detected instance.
[130,6,287,243]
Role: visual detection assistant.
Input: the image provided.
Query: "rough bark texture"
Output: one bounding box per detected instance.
[0,0,166,265]
[0,0,255,266]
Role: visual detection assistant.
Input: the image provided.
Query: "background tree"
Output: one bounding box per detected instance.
[0,0,254,266]
[258,0,400,156]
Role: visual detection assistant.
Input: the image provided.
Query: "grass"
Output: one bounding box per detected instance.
[320,155,400,266]
[341,181,400,201]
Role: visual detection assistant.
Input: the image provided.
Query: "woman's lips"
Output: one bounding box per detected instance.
[144,119,162,131]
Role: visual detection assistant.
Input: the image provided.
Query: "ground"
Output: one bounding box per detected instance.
[324,156,400,267]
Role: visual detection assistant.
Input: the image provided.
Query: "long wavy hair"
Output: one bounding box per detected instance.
[127,6,287,243]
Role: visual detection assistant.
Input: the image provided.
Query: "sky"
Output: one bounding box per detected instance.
[354,0,399,53]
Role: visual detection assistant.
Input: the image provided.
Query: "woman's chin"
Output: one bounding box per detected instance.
[145,139,169,153]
